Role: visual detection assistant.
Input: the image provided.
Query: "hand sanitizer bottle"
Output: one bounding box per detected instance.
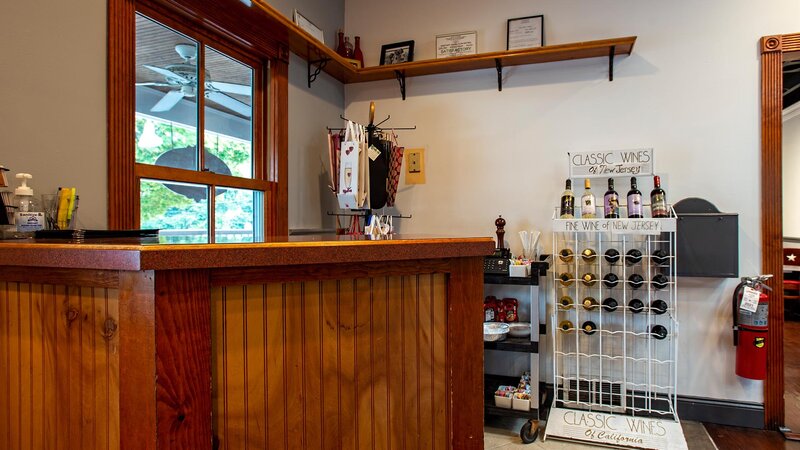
[14,173,44,232]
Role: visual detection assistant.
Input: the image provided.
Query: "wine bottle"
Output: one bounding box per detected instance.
[604,178,620,218]
[625,249,642,265]
[651,299,668,315]
[336,29,346,57]
[652,273,669,290]
[651,249,669,266]
[627,177,643,218]
[602,273,619,288]
[558,272,574,286]
[581,321,597,335]
[650,324,668,340]
[651,175,668,218]
[602,297,619,312]
[353,36,365,68]
[581,179,596,218]
[581,273,597,287]
[628,298,644,314]
[344,36,354,58]
[558,320,574,333]
[560,179,575,219]
[582,297,598,310]
[581,248,597,263]
[627,273,644,289]
[558,295,574,310]
[604,248,620,264]
[558,248,574,263]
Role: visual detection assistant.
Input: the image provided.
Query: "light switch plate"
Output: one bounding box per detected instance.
[405,148,425,184]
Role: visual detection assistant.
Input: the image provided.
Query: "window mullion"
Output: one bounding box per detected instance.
[209,185,216,243]
[197,41,206,173]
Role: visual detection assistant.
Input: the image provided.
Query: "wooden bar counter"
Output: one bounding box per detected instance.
[0,234,493,450]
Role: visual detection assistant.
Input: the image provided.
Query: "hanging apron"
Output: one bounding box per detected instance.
[368,131,390,209]
[386,131,404,207]
[357,123,370,208]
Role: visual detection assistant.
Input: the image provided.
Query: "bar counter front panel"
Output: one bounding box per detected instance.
[0,235,493,450]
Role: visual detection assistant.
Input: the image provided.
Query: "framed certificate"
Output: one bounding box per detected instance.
[507,15,544,51]
[436,31,478,59]
[293,9,325,44]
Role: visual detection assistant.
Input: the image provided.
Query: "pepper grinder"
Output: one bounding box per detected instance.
[495,215,506,249]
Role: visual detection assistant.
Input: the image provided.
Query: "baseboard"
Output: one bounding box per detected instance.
[677,395,764,429]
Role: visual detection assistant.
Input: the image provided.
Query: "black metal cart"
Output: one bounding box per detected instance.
[483,261,549,443]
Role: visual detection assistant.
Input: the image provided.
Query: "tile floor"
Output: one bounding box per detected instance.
[484,416,718,449]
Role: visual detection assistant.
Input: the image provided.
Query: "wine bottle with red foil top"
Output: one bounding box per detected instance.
[627,177,643,218]
[650,175,668,218]
[604,178,620,218]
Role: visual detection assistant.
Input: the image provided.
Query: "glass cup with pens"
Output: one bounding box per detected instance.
[42,189,79,230]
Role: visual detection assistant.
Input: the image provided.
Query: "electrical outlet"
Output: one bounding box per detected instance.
[405,148,425,184]
[408,151,421,173]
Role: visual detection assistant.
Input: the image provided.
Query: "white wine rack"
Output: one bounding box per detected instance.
[549,206,679,423]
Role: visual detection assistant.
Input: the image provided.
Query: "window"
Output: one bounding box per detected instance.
[108,1,288,241]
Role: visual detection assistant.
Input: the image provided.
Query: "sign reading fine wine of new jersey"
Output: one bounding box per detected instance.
[544,407,688,450]
[552,218,676,235]
[569,148,654,178]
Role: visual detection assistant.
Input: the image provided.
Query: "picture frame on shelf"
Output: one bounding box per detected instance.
[344,57,362,69]
[436,31,478,59]
[292,9,325,44]
[379,40,415,65]
[507,15,544,51]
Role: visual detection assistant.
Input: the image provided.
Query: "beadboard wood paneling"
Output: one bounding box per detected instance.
[210,274,449,449]
[0,281,120,450]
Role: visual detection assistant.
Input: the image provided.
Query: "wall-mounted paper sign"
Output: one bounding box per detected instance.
[436,31,477,59]
[507,15,544,50]
[569,148,654,179]
[293,10,324,44]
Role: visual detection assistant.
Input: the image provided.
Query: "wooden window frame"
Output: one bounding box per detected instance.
[108,0,289,237]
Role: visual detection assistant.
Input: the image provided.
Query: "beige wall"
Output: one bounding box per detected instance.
[785,113,800,238]
[0,0,108,228]
[0,0,343,230]
[343,0,800,403]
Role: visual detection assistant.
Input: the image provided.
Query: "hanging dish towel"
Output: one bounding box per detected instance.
[337,121,360,209]
[386,139,404,207]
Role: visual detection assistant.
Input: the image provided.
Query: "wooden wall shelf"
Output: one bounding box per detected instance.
[249,1,635,96]
[250,1,635,98]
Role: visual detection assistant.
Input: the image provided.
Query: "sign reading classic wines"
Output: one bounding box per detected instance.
[569,148,654,178]
[544,407,688,450]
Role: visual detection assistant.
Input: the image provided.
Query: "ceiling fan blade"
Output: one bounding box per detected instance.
[207,81,252,96]
[206,91,251,117]
[143,64,191,84]
[136,82,171,87]
[151,90,186,112]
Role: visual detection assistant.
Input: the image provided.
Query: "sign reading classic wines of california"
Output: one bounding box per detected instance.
[569,148,654,178]
[544,407,687,450]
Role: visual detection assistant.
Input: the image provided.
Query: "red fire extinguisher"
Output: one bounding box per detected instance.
[732,274,772,380]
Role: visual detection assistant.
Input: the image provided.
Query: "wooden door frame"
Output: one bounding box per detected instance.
[761,33,800,430]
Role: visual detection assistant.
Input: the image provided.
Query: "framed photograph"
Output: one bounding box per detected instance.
[507,15,544,51]
[436,31,477,59]
[379,40,415,65]
[292,9,325,44]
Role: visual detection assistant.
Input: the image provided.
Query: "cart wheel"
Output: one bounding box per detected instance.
[520,420,539,444]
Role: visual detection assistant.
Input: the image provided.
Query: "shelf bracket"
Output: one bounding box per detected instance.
[495,58,503,92]
[307,58,330,88]
[608,45,616,81]
[395,70,407,100]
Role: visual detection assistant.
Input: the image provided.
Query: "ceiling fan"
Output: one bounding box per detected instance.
[136,44,252,117]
